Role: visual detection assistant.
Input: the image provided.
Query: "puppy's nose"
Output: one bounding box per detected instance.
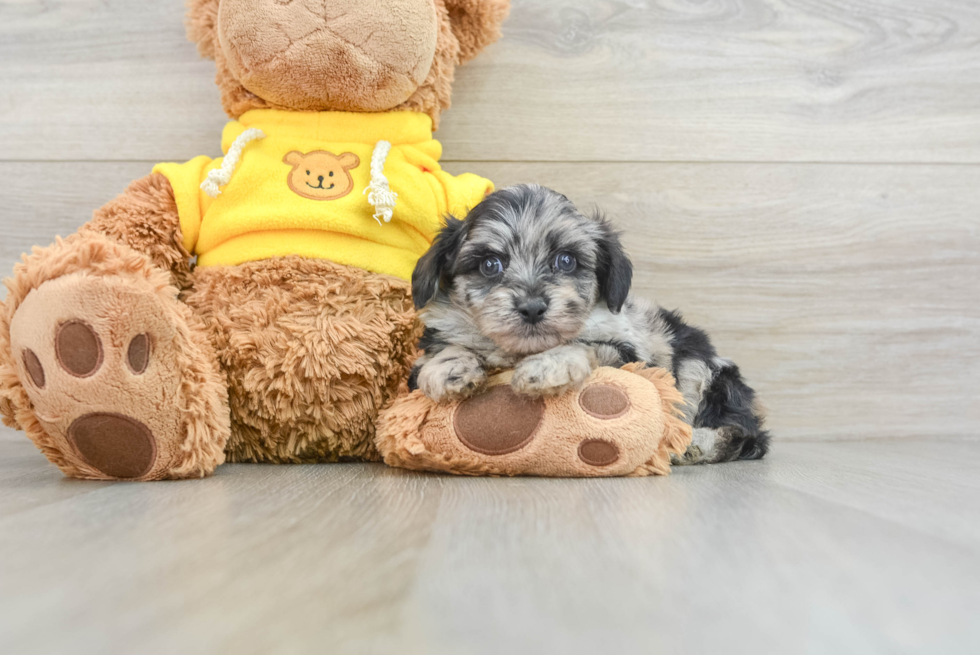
[318,175,325,183]
[517,298,549,325]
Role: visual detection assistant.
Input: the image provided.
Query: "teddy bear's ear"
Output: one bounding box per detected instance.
[339,153,361,170]
[443,0,511,65]
[185,0,221,59]
[283,151,304,166]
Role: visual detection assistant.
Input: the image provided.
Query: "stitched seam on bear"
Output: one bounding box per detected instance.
[243,20,400,82]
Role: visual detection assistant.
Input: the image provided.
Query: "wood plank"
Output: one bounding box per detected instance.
[0,430,111,519]
[1,161,976,441]
[762,439,980,549]
[445,0,980,163]
[406,447,980,654]
[0,1,225,162]
[2,0,980,163]
[478,162,980,441]
[0,439,978,654]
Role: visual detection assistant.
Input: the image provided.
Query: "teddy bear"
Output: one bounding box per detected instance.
[0,0,510,481]
[376,364,693,477]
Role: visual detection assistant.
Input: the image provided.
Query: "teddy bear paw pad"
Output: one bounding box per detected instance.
[67,413,157,479]
[578,384,631,419]
[9,273,196,480]
[55,321,104,377]
[453,385,544,455]
[578,439,621,467]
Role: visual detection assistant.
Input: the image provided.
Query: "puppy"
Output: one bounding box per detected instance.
[409,184,770,464]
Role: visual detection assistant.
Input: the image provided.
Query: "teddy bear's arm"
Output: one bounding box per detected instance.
[82,172,193,291]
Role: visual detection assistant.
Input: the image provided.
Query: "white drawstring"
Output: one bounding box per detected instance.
[363,140,397,225]
[200,128,266,198]
[201,131,397,227]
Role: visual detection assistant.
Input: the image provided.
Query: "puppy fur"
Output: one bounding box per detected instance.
[410,184,770,464]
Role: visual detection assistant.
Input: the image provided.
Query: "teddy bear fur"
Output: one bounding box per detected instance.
[0,0,510,480]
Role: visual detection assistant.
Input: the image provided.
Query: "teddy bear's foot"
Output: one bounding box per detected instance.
[377,366,693,477]
[7,272,229,480]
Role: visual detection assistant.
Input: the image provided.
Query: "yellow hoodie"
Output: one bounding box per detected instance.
[153,110,493,280]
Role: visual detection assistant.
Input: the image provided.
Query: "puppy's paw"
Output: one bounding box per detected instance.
[417,348,488,402]
[512,345,595,397]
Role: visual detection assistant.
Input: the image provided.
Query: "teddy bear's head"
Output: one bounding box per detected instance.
[186,0,509,127]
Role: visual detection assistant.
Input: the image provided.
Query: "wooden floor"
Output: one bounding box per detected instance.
[1,432,978,654]
[1,0,979,652]
[1,0,978,440]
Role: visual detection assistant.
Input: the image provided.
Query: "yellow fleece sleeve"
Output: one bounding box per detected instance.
[438,171,495,218]
[152,156,214,254]
[393,146,494,238]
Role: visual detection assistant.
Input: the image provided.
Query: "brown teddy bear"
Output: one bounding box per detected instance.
[0,0,510,480]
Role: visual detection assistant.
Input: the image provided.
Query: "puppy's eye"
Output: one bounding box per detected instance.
[329,171,334,177]
[306,170,311,175]
[554,252,577,273]
[480,256,504,278]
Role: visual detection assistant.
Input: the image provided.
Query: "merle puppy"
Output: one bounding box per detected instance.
[409,184,769,464]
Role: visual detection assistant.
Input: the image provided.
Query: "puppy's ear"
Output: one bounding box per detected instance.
[596,213,633,314]
[412,216,468,310]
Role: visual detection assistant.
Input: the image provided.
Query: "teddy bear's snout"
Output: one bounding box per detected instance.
[308,175,335,191]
